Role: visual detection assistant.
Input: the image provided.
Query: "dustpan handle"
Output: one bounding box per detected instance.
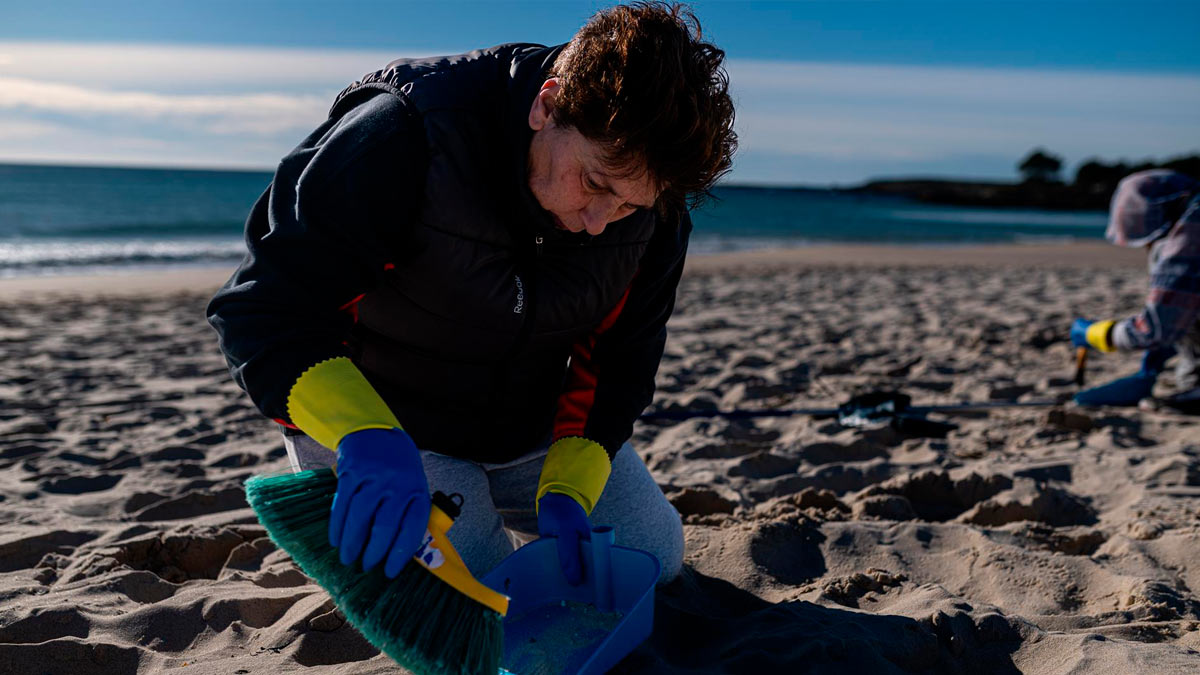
[591,526,615,612]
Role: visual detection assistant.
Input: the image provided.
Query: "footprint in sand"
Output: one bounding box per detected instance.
[0,444,49,470]
[857,470,1014,522]
[53,451,107,466]
[144,406,183,420]
[669,487,738,517]
[683,440,765,460]
[207,452,260,468]
[40,473,123,494]
[0,444,49,462]
[131,486,248,521]
[959,481,1098,527]
[83,527,253,583]
[220,537,309,588]
[799,439,890,465]
[145,446,206,462]
[0,607,92,645]
[752,461,899,502]
[748,519,827,585]
[0,530,98,573]
[729,451,801,479]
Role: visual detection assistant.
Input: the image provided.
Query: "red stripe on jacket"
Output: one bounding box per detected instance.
[339,293,366,323]
[281,291,370,429]
[553,281,635,441]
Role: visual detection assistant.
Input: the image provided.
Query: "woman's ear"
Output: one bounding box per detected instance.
[528,78,560,131]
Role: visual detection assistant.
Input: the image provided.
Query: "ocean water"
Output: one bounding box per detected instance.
[0,163,1108,278]
[0,164,265,278]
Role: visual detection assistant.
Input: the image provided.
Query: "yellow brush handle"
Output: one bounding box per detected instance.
[413,505,510,616]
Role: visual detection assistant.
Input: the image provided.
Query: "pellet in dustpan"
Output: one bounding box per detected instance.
[483,527,659,675]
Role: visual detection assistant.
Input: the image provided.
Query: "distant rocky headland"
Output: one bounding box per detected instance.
[848,178,1112,211]
[849,150,1199,211]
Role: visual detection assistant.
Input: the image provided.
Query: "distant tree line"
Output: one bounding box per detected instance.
[855,149,1200,211]
[1018,147,1200,200]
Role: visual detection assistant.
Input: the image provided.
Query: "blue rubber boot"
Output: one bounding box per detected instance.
[1075,372,1156,407]
[1075,347,1175,407]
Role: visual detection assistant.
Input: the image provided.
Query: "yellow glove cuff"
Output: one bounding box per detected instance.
[536,437,612,515]
[1086,319,1116,353]
[285,357,402,450]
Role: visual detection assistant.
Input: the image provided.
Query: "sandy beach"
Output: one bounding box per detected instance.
[2,242,1199,674]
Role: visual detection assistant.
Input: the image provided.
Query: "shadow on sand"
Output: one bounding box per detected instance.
[615,565,1023,674]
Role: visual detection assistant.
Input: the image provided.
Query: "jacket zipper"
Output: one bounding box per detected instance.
[535,235,544,257]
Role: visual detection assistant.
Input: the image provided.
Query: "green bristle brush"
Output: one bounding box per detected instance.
[245,469,510,675]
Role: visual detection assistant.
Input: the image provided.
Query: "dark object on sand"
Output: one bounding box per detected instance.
[833,391,958,437]
[245,471,507,675]
[640,390,1060,438]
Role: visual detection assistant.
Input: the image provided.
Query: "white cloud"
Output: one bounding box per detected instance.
[723,59,1200,181]
[0,41,421,92]
[0,77,328,135]
[0,42,401,167]
[0,119,60,141]
[727,60,1200,110]
[0,117,287,169]
[0,41,1197,181]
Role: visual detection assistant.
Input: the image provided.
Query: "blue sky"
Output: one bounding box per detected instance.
[1,0,1197,185]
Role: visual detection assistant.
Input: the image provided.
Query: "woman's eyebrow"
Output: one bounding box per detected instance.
[591,174,653,209]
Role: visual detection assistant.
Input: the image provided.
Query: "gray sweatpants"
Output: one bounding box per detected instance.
[283,432,684,583]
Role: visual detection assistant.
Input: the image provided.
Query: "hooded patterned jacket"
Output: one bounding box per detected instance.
[1106,170,1200,350]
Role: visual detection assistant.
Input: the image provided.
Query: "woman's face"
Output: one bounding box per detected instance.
[527,79,657,236]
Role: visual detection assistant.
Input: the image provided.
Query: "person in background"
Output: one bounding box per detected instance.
[1071,169,1200,414]
[207,2,736,587]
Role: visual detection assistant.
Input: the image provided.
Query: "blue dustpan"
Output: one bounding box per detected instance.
[482,526,659,675]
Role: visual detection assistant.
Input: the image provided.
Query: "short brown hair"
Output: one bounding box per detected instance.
[550,2,737,213]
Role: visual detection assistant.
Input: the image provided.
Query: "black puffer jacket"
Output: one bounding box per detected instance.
[207,43,690,463]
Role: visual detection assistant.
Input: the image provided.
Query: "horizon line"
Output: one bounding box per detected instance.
[0,158,1112,192]
[0,157,867,188]
[3,150,1195,189]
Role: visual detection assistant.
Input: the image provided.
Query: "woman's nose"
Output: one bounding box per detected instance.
[580,201,611,236]
[581,196,625,235]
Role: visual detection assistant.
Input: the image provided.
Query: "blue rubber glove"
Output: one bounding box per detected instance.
[329,428,431,578]
[537,492,592,586]
[1074,371,1156,407]
[1070,318,1103,350]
